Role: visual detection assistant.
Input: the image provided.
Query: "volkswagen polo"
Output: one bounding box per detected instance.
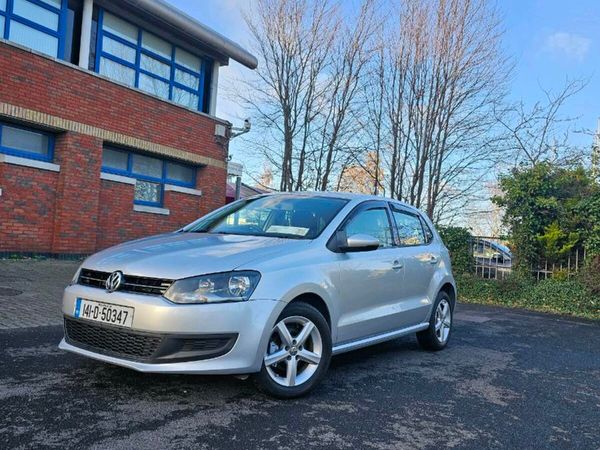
[59,192,456,398]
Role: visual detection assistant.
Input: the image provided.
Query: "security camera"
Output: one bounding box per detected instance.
[230,118,252,139]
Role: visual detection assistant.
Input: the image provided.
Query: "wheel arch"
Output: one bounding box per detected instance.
[288,293,332,329]
[439,282,457,308]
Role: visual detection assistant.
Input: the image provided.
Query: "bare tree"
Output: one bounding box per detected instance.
[362,0,510,221]
[239,0,515,224]
[241,0,338,191]
[337,151,385,194]
[311,0,378,191]
[494,78,588,167]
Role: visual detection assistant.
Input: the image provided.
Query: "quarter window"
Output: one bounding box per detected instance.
[0,122,54,161]
[344,208,394,248]
[101,146,196,207]
[96,10,211,113]
[391,209,426,246]
[0,0,68,59]
[420,217,434,243]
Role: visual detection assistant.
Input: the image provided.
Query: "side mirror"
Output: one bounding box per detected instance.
[340,233,380,252]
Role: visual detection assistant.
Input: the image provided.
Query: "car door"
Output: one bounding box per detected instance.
[333,201,406,343]
[389,204,439,325]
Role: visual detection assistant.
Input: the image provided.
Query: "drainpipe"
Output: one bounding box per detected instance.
[78,0,94,69]
[209,62,220,116]
[235,176,242,200]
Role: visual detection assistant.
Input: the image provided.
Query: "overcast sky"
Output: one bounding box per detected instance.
[169,0,599,178]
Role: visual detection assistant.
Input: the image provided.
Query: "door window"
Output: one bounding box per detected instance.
[344,208,394,248]
[391,209,426,246]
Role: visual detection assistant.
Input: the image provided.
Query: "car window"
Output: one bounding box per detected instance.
[185,195,348,239]
[420,216,434,243]
[343,208,394,248]
[391,209,426,246]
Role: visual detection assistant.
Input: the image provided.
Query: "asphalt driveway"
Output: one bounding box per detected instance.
[1,260,599,449]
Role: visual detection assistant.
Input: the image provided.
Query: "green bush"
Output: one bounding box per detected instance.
[438,226,473,275]
[579,192,600,258]
[580,256,600,296]
[492,163,598,269]
[455,273,599,320]
[524,279,598,318]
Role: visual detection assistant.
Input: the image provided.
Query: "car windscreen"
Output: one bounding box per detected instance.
[184,195,349,239]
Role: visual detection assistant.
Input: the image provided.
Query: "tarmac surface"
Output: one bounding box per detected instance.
[1,259,599,449]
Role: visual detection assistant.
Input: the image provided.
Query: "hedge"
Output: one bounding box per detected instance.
[456,273,599,320]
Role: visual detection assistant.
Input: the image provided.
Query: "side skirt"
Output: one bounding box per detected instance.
[332,322,429,356]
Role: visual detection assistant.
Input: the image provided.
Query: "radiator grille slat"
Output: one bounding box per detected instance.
[78,269,173,295]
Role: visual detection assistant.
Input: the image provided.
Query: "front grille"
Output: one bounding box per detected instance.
[78,269,173,295]
[64,317,162,360]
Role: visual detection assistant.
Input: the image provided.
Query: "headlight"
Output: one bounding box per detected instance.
[69,265,83,286]
[163,271,261,304]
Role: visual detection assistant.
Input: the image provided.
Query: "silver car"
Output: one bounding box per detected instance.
[59,192,456,398]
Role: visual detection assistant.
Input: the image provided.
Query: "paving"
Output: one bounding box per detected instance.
[0,259,80,329]
[1,259,599,449]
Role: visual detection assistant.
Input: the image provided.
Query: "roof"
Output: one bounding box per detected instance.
[251,191,421,213]
[125,0,258,69]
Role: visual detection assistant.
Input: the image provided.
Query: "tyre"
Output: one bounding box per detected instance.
[416,291,453,351]
[253,302,332,398]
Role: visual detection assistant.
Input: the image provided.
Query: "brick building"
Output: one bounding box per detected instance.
[0,0,256,256]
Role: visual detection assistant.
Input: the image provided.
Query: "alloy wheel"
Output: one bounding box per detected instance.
[434,299,452,343]
[264,316,323,387]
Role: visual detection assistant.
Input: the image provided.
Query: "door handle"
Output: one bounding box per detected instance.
[392,260,403,270]
[429,255,439,264]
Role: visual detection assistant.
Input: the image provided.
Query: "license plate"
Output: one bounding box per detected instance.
[74,298,134,328]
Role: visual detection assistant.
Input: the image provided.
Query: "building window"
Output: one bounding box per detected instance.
[0,0,69,59]
[101,146,196,207]
[0,122,54,161]
[95,9,210,113]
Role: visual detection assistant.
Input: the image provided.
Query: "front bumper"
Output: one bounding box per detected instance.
[59,284,285,374]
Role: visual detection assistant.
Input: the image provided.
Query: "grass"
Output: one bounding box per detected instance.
[456,272,600,321]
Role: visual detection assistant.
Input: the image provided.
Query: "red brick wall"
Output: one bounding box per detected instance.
[96,181,207,250]
[0,42,227,254]
[52,133,103,253]
[0,43,227,162]
[0,164,59,252]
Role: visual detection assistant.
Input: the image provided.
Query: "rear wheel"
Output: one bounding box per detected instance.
[253,303,331,398]
[417,291,453,351]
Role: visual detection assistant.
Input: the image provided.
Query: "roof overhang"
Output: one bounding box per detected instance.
[123,0,257,69]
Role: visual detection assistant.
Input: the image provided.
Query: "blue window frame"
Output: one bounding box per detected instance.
[95,9,210,113]
[0,0,69,59]
[101,146,197,207]
[0,121,54,162]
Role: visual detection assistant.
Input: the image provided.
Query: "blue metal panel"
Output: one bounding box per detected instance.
[2,0,68,59]
[101,146,197,207]
[134,26,141,88]
[94,7,104,73]
[0,121,55,162]
[95,7,211,113]
[56,0,67,59]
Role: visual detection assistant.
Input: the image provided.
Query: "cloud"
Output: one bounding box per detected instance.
[544,32,591,61]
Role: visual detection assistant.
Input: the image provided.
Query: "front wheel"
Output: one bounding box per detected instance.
[416,291,453,351]
[253,303,331,398]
